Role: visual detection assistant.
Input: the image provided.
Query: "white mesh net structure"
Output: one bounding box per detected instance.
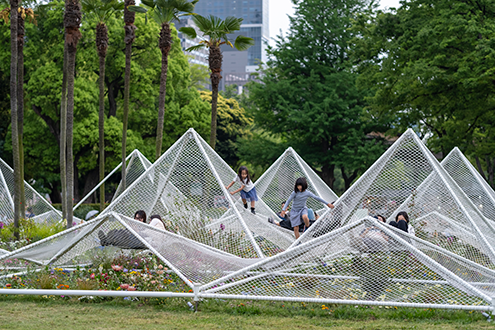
[442,147,495,223]
[292,129,495,267]
[0,158,62,224]
[1,214,493,310]
[101,128,295,257]
[254,147,338,215]
[74,149,152,211]
[199,217,494,309]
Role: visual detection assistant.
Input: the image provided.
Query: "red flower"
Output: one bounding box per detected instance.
[5,283,11,288]
[120,284,129,290]
[90,273,95,279]
[127,286,137,291]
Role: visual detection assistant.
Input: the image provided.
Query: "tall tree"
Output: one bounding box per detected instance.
[121,0,136,191]
[64,0,82,228]
[180,15,253,149]
[353,0,495,182]
[82,0,124,211]
[8,0,20,237]
[130,0,197,160]
[246,0,385,189]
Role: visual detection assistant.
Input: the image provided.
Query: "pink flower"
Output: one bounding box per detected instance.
[156,270,164,275]
[127,286,137,291]
[151,281,156,284]
[90,273,95,279]
[112,265,123,271]
[158,265,163,269]
[120,284,129,290]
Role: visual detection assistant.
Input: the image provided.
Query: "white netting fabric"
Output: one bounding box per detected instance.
[74,150,152,211]
[200,218,493,308]
[442,148,495,225]
[102,128,294,258]
[254,147,338,214]
[0,158,62,224]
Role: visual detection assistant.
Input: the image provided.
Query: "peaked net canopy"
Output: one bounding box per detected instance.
[0,158,62,224]
[74,149,152,211]
[442,147,495,224]
[293,130,495,266]
[254,147,338,214]
[200,217,494,308]
[102,128,294,258]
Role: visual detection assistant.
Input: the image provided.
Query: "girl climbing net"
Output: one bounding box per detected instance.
[226,166,258,214]
[281,177,334,239]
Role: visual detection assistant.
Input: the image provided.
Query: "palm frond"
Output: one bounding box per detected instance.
[233,35,254,51]
[141,0,156,9]
[179,26,197,38]
[185,44,207,52]
[128,5,148,13]
[223,16,242,32]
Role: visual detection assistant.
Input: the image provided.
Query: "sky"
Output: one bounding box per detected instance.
[268,0,402,45]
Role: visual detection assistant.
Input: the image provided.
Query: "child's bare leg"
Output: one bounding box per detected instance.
[251,200,255,208]
[293,226,300,239]
[302,214,310,227]
[242,198,247,204]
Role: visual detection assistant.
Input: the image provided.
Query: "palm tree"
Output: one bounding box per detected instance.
[121,0,136,191]
[180,15,253,149]
[1,3,35,233]
[129,0,196,160]
[82,0,124,212]
[64,0,82,228]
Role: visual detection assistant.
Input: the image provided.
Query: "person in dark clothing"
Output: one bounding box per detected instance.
[98,210,148,249]
[389,211,409,233]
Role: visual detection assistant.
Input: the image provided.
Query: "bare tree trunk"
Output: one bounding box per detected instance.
[17,11,25,217]
[122,0,136,191]
[96,22,108,212]
[474,155,487,181]
[64,0,82,229]
[208,45,222,149]
[10,0,20,239]
[155,22,171,160]
[60,43,68,221]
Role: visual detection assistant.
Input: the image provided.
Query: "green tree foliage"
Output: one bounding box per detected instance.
[247,0,385,189]
[199,91,252,167]
[353,0,495,185]
[0,0,209,202]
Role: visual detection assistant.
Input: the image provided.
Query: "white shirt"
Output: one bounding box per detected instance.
[149,218,165,231]
[233,176,255,192]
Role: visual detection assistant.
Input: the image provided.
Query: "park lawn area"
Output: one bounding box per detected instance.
[0,296,492,329]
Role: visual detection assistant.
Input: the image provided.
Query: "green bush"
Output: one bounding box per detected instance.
[0,218,65,248]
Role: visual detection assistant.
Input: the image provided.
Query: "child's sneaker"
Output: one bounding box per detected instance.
[243,203,248,209]
[268,217,274,224]
[251,208,256,215]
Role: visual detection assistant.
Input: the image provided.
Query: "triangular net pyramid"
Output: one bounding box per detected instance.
[295,129,495,266]
[0,212,259,284]
[103,128,294,258]
[254,147,338,214]
[442,147,495,223]
[74,149,152,211]
[200,218,494,308]
[0,158,62,224]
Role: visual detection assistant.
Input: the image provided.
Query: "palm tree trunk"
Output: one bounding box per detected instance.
[155,22,171,160]
[64,0,82,229]
[60,43,68,221]
[208,45,222,149]
[122,0,136,190]
[17,11,25,217]
[96,22,108,212]
[10,0,20,238]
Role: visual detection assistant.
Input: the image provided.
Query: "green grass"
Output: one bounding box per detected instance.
[0,295,492,329]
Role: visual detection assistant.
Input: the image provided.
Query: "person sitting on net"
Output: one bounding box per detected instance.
[280,177,335,239]
[359,215,389,252]
[98,210,148,249]
[269,202,319,233]
[149,214,166,230]
[389,211,409,233]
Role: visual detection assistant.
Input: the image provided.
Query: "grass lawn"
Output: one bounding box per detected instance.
[0,295,492,329]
